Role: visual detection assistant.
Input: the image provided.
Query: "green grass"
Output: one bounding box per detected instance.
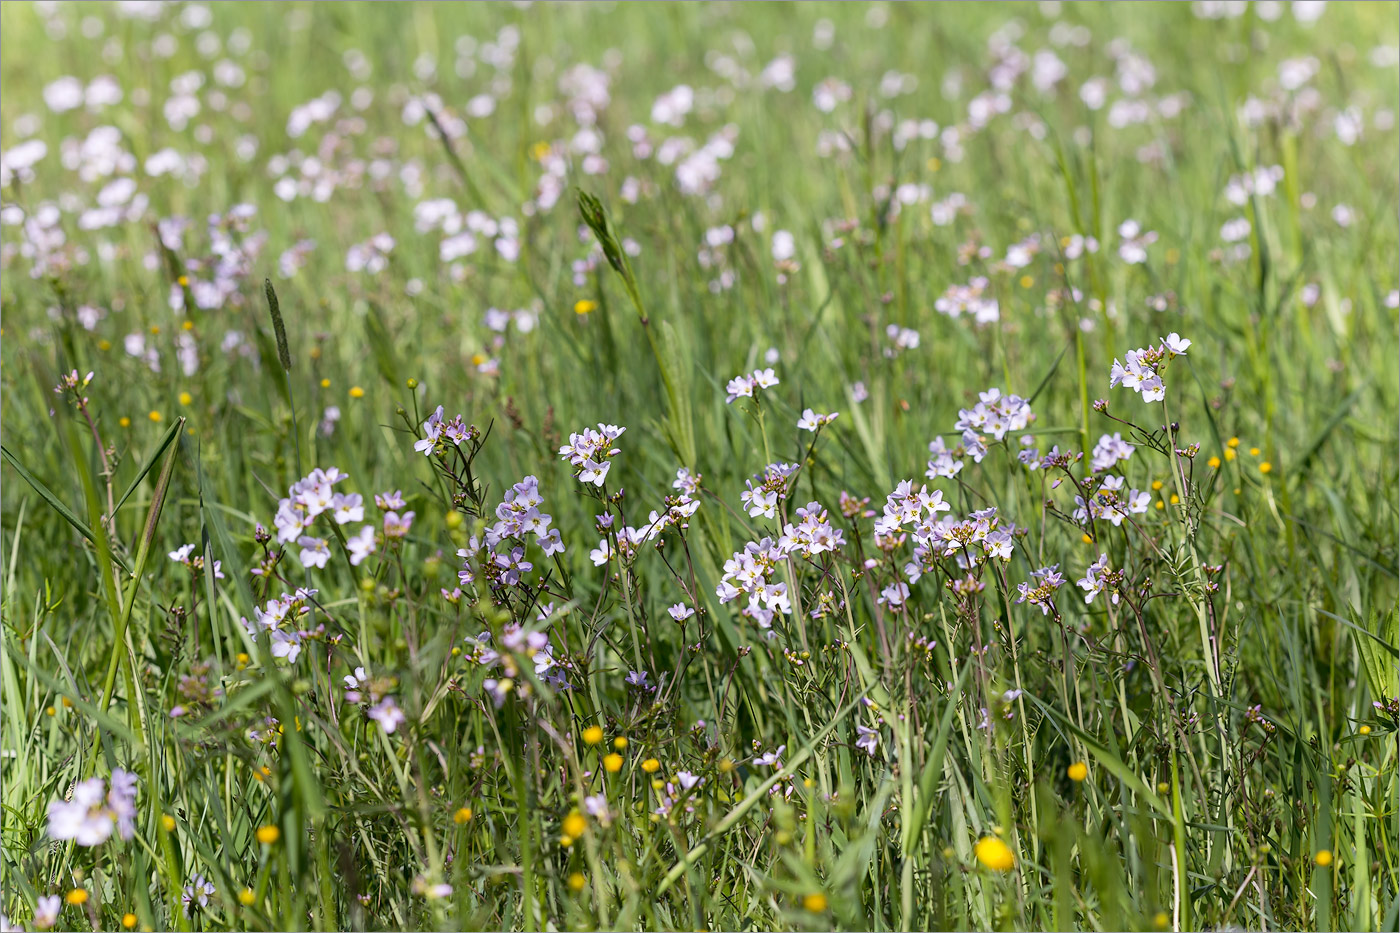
[1,1,1397,930]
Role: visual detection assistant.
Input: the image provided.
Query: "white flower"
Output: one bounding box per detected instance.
[297,536,331,569]
[753,745,786,768]
[347,525,377,566]
[797,409,839,432]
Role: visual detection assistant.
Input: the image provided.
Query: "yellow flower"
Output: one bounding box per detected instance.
[581,725,604,745]
[1153,911,1169,929]
[574,299,598,315]
[454,806,473,824]
[641,758,660,773]
[119,416,131,428]
[46,706,56,717]
[603,753,623,773]
[178,391,193,406]
[122,913,138,928]
[1157,782,1171,795]
[238,888,256,906]
[349,386,365,399]
[1067,761,1088,782]
[613,736,628,750]
[182,320,194,331]
[256,824,280,845]
[1151,480,1163,491]
[802,892,828,913]
[98,339,112,351]
[1155,500,1165,511]
[1224,447,1237,461]
[162,814,176,832]
[1227,436,1240,449]
[1248,446,1260,457]
[1169,494,1180,505]
[1081,533,1094,544]
[1314,849,1333,867]
[568,871,586,892]
[320,378,330,388]
[530,141,552,161]
[235,652,250,669]
[177,275,189,287]
[1258,462,1272,474]
[1207,456,1221,468]
[1019,275,1034,289]
[1359,725,1371,736]
[149,410,163,422]
[973,836,1016,872]
[562,811,587,839]
[66,888,89,905]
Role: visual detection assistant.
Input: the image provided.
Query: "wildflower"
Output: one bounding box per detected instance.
[47,770,138,845]
[368,697,407,733]
[237,889,255,907]
[454,807,473,824]
[724,368,780,403]
[667,603,695,622]
[1067,762,1088,782]
[411,876,453,899]
[574,299,597,315]
[1076,553,1122,605]
[1314,850,1333,867]
[796,408,839,431]
[65,889,88,906]
[855,723,880,757]
[255,825,280,845]
[1109,335,1190,403]
[347,525,377,565]
[563,811,587,839]
[753,745,785,768]
[581,725,604,745]
[1016,566,1065,617]
[641,758,661,773]
[603,753,623,772]
[34,896,61,930]
[1090,433,1135,473]
[296,535,331,569]
[568,872,587,892]
[803,892,829,913]
[974,836,1016,871]
[1259,461,1273,474]
[559,423,626,485]
[182,875,215,915]
[122,912,137,927]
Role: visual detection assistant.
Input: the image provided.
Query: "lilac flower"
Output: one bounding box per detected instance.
[753,745,785,768]
[559,424,626,484]
[1090,433,1136,473]
[1016,565,1065,617]
[47,774,131,846]
[34,896,61,930]
[1109,336,1191,403]
[855,723,880,757]
[383,511,414,538]
[725,368,780,403]
[796,408,839,432]
[369,696,407,733]
[296,536,331,569]
[1076,553,1121,605]
[667,603,695,622]
[347,526,377,566]
[183,875,215,915]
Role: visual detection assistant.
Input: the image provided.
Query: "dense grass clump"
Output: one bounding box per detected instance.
[1,2,1397,931]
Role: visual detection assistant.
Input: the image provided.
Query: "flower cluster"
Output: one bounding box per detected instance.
[1016,565,1066,618]
[270,467,370,569]
[1076,553,1124,605]
[46,770,138,846]
[954,388,1035,451]
[777,501,847,559]
[739,461,799,519]
[241,587,319,663]
[168,543,225,579]
[1089,432,1136,472]
[724,367,779,403]
[1109,334,1191,402]
[559,423,626,486]
[716,537,791,628]
[413,405,479,457]
[934,276,1000,324]
[1072,475,1151,527]
[904,506,1017,586]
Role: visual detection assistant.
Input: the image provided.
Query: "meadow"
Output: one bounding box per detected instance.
[1,1,1397,930]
